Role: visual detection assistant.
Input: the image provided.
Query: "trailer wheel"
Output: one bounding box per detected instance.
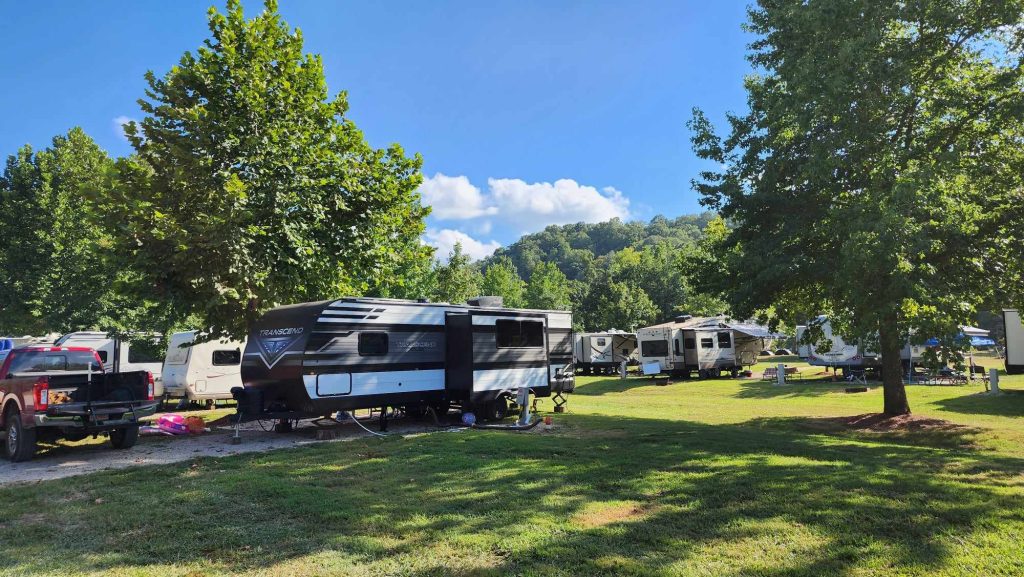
[483,397,509,422]
[109,426,139,450]
[3,408,37,462]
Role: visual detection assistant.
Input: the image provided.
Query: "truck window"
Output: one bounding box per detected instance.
[596,338,606,347]
[641,340,668,357]
[700,338,714,349]
[212,349,241,366]
[717,332,732,348]
[7,351,101,374]
[496,320,544,348]
[358,332,388,356]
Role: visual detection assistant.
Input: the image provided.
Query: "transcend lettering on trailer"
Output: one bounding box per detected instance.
[259,327,304,337]
[495,320,544,348]
[641,340,668,357]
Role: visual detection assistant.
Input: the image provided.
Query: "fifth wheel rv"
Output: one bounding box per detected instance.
[237,297,575,424]
[635,316,775,378]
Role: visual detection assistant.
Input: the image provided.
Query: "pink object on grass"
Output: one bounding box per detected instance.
[157,413,189,435]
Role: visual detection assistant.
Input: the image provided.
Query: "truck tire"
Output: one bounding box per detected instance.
[3,408,37,462]
[109,426,140,450]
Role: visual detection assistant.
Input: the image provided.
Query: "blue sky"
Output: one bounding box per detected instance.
[0,1,752,259]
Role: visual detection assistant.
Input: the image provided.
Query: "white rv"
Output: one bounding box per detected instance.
[635,316,769,378]
[1003,309,1024,374]
[796,317,989,373]
[54,332,166,397]
[162,331,246,403]
[574,331,637,375]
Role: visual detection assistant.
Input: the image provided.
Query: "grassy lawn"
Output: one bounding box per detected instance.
[2,360,1023,576]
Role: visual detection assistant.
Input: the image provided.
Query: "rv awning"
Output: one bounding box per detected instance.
[726,323,787,339]
[923,335,995,347]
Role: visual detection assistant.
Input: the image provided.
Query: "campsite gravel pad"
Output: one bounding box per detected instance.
[0,416,464,486]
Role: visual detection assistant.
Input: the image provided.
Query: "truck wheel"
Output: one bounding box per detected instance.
[109,426,140,450]
[3,408,37,462]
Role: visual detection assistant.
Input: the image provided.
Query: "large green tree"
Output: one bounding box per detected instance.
[109,0,429,339]
[432,243,482,305]
[480,257,526,308]
[690,1,1024,414]
[524,262,572,310]
[0,129,124,335]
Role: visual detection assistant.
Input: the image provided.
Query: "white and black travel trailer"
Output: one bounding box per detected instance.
[574,331,637,375]
[635,316,771,378]
[55,331,166,397]
[162,331,246,403]
[237,297,575,425]
[1003,309,1024,374]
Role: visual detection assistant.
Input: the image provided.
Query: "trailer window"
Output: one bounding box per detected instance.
[96,350,108,364]
[717,332,732,349]
[596,338,606,347]
[212,349,241,366]
[128,341,165,364]
[700,338,714,349]
[358,332,389,356]
[685,338,696,349]
[641,340,668,357]
[496,320,544,348]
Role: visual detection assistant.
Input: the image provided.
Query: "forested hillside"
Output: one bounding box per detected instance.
[475,213,727,331]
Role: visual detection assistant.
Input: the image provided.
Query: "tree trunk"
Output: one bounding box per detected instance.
[878,318,911,415]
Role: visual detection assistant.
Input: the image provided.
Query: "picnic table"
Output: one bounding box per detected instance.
[761,365,802,381]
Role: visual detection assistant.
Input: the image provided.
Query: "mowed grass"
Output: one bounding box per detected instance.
[1,359,1024,576]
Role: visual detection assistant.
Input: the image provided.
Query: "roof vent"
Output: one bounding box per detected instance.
[467,296,504,308]
[675,314,693,322]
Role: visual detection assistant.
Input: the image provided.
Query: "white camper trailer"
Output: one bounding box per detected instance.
[1003,309,1024,374]
[796,317,988,373]
[636,316,770,378]
[574,331,637,375]
[162,331,246,403]
[55,331,166,397]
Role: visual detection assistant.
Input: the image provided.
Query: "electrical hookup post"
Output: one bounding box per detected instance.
[775,363,786,386]
[989,368,1001,395]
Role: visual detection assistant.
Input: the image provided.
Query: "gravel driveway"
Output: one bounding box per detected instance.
[0,416,458,486]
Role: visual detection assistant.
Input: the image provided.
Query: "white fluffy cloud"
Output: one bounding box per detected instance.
[487,178,630,227]
[419,174,630,229]
[112,116,136,142]
[418,173,498,220]
[423,228,501,261]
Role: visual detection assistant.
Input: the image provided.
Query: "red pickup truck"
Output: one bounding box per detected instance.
[0,346,159,462]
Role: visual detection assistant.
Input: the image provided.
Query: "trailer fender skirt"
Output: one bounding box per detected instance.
[470,418,542,431]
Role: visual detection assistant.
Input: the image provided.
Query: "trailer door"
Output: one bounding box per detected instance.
[445,312,474,393]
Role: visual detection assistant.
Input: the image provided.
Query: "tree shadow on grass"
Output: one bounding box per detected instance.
[732,378,854,399]
[572,375,674,396]
[0,414,1022,576]
[931,389,1024,417]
